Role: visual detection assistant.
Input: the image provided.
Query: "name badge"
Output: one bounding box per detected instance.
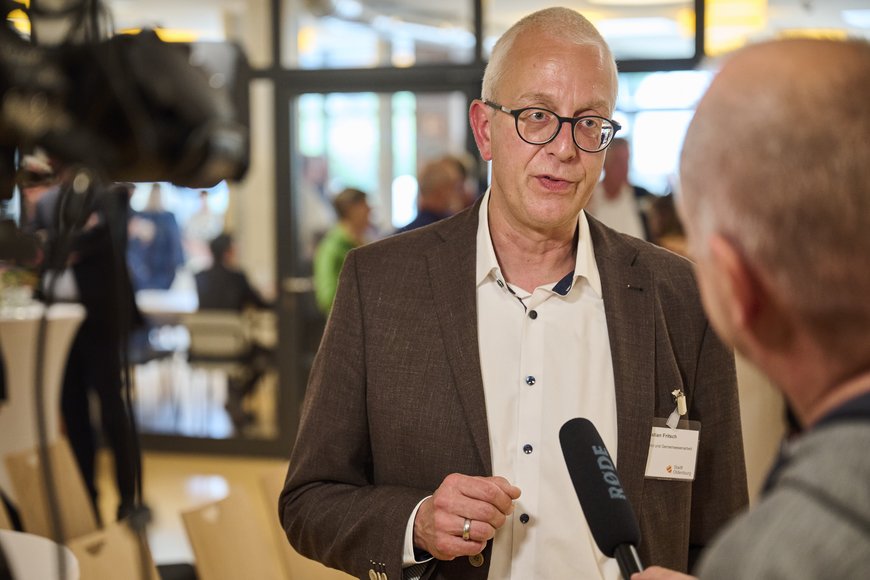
[644,418,700,481]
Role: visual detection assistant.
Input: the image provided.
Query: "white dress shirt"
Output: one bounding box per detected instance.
[477,190,620,580]
[403,191,621,579]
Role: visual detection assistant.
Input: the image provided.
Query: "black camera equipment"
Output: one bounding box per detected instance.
[0,0,250,199]
[0,1,251,578]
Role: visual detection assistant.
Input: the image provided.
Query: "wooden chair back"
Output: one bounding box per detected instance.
[3,437,99,540]
[66,520,161,580]
[181,488,285,580]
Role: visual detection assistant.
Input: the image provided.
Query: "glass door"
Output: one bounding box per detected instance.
[276,89,475,442]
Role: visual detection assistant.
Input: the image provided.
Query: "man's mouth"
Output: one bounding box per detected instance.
[537,174,572,188]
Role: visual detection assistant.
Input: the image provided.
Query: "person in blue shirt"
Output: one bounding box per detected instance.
[127,183,185,290]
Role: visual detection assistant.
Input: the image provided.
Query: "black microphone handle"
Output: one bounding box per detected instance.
[614,544,643,579]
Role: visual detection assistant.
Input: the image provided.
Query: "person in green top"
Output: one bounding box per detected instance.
[313,187,371,314]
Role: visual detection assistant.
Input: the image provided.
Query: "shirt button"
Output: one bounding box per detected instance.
[528,310,538,319]
[523,444,533,454]
[519,513,530,524]
[525,375,536,386]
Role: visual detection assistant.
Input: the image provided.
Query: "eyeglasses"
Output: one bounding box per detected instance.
[484,100,621,153]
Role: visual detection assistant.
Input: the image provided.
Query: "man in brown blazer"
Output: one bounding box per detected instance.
[280,8,747,580]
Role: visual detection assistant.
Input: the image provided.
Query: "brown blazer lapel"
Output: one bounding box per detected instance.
[588,216,655,508]
[424,202,493,475]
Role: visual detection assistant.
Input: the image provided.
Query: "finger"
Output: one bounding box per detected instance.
[430,474,516,530]
[431,534,487,560]
[434,493,506,529]
[453,499,510,530]
[456,516,497,543]
[488,476,522,500]
[461,477,518,515]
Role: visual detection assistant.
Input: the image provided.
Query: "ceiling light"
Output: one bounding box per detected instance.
[842,9,870,28]
[777,29,848,40]
[588,0,686,5]
[118,28,200,43]
[705,0,767,56]
[596,17,679,38]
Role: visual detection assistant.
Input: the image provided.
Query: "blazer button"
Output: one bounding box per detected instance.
[468,553,485,567]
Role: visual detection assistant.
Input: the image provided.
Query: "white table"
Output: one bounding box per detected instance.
[0,302,85,503]
[136,289,198,325]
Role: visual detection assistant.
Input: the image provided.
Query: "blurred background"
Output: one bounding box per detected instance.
[4,0,867,464]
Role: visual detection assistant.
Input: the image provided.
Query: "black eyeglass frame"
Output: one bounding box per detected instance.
[483,99,622,153]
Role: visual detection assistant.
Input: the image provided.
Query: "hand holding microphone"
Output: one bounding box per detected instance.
[560,417,644,579]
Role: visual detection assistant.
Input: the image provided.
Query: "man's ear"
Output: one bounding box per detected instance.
[469,100,493,162]
[708,234,761,332]
[708,234,789,348]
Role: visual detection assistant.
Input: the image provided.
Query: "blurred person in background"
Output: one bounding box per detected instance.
[184,189,223,272]
[586,138,652,240]
[397,157,465,233]
[28,171,140,522]
[298,155,335,263]
[647,194,688,258]
[442,152,481,209]
[195,233,273,428]
[634,38,870,580]
[127,183,185,290]
[196,233,270,312]
[312,187,371,314]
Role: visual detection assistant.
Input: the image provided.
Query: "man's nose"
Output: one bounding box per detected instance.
[546,120,578,159]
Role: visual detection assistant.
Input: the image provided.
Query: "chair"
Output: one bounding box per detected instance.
[181,488,285,580]
[66,520,161,580]
[180,311,251,432]
[3,437,99,540]
[0,498,11,530]
[128,324,190,431]
[260,466,354,580]
[182,311,250,368]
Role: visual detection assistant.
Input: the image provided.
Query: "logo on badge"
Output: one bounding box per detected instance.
[666,465,673,473]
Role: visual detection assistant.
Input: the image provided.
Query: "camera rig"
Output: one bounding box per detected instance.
[0,0,250,200]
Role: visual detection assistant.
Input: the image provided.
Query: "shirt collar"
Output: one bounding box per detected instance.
[475,188,602,297]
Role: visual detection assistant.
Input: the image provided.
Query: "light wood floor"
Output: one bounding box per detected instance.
[95,450,287,565]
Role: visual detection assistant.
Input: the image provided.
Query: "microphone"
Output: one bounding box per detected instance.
[559,417,644,579]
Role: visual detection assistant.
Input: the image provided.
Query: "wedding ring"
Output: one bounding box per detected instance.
[462,518,472,541]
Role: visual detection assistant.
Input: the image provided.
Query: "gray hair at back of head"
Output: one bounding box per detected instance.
[482,7,617,102]
[680,38,870,358]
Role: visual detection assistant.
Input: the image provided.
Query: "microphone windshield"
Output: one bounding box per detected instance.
[559,417,641,557]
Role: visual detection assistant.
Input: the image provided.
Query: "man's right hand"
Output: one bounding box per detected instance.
[413,473,521,560]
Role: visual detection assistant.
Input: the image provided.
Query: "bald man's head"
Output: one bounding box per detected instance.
[417,158,463,215]
[680,39,870,361]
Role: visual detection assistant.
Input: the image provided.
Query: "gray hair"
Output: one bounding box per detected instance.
[482,7,617,105]
[680,38,870,359]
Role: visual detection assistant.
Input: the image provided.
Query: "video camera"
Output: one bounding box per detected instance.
[0,0,250,200]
